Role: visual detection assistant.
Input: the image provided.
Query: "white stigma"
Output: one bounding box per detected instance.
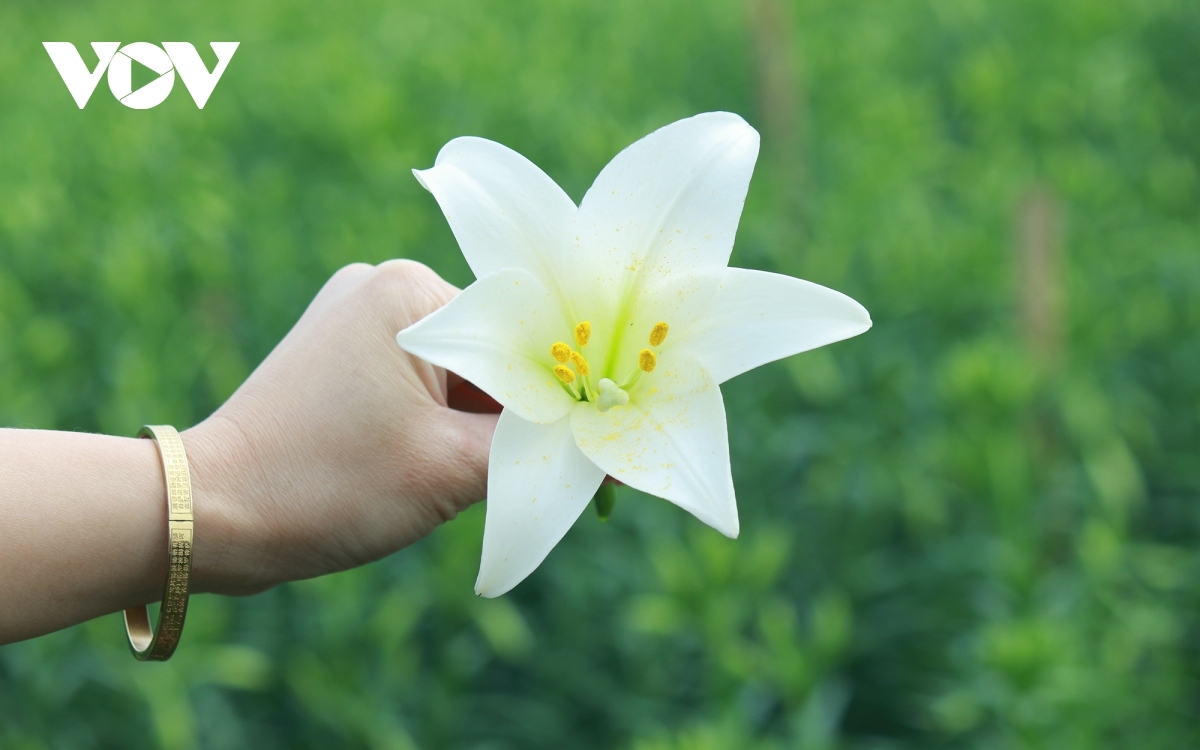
[595,378,630,412]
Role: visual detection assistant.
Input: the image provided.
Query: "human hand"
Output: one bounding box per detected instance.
[182,261,499,595]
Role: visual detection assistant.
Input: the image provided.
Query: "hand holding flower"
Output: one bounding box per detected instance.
[183,260,500,595]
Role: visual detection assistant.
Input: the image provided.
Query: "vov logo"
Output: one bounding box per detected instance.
[43,42,239,110]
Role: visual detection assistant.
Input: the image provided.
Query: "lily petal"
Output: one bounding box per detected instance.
[674,268,872,384]
[414,137,577,286]
[477,409,607,597]
[570,354,738,538]
[610,270,723,376]
[568,112,759,314]
[396,269,575,424]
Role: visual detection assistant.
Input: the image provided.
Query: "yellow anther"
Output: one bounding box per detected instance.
[570,351,590,376]
[551,342,571,363]
[638,349,657,373]
[554,365,576,383]
[574,321,592,347]
[649,321,669,347]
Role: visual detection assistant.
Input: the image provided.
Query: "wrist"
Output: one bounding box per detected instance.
[180,416,275,596]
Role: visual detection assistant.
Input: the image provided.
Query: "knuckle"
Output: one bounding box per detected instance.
[371,259,459,315]
[313,262,374,304]
[374,258,436,286]
[332,262,374,281]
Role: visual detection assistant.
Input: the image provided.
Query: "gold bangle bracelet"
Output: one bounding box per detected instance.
[124,425,194,661]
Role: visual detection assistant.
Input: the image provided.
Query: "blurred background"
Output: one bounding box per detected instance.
[2,0,1199,747]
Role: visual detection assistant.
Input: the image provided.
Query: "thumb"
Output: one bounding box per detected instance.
[427,408,499,508]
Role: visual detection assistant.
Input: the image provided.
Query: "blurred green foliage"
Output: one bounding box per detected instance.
[2,0,1200,747]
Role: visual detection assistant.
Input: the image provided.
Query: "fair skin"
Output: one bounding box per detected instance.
[0,260,499,645]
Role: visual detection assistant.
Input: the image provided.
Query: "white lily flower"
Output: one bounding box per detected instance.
[396,112,871,597]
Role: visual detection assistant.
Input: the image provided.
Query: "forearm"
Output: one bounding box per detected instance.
[0,429,167,643]
[0,428,223,644]
[0,261,495,645]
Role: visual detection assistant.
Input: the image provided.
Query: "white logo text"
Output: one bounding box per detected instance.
[43,42,239,109]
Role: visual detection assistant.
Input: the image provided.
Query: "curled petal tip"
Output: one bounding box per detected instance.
[696,109,750,126]
[697,110,760,144]
[855,303,874,331]
[412,167,431,192]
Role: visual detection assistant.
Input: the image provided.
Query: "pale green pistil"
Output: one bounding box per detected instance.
[596,378,629,412]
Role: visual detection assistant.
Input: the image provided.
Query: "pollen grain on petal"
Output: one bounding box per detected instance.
[570,351,590,376]
[551,342,571,363]
[649,321,669,346]
[638,349,657,373]
[554,365,576,383]
[574,321,592,347]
